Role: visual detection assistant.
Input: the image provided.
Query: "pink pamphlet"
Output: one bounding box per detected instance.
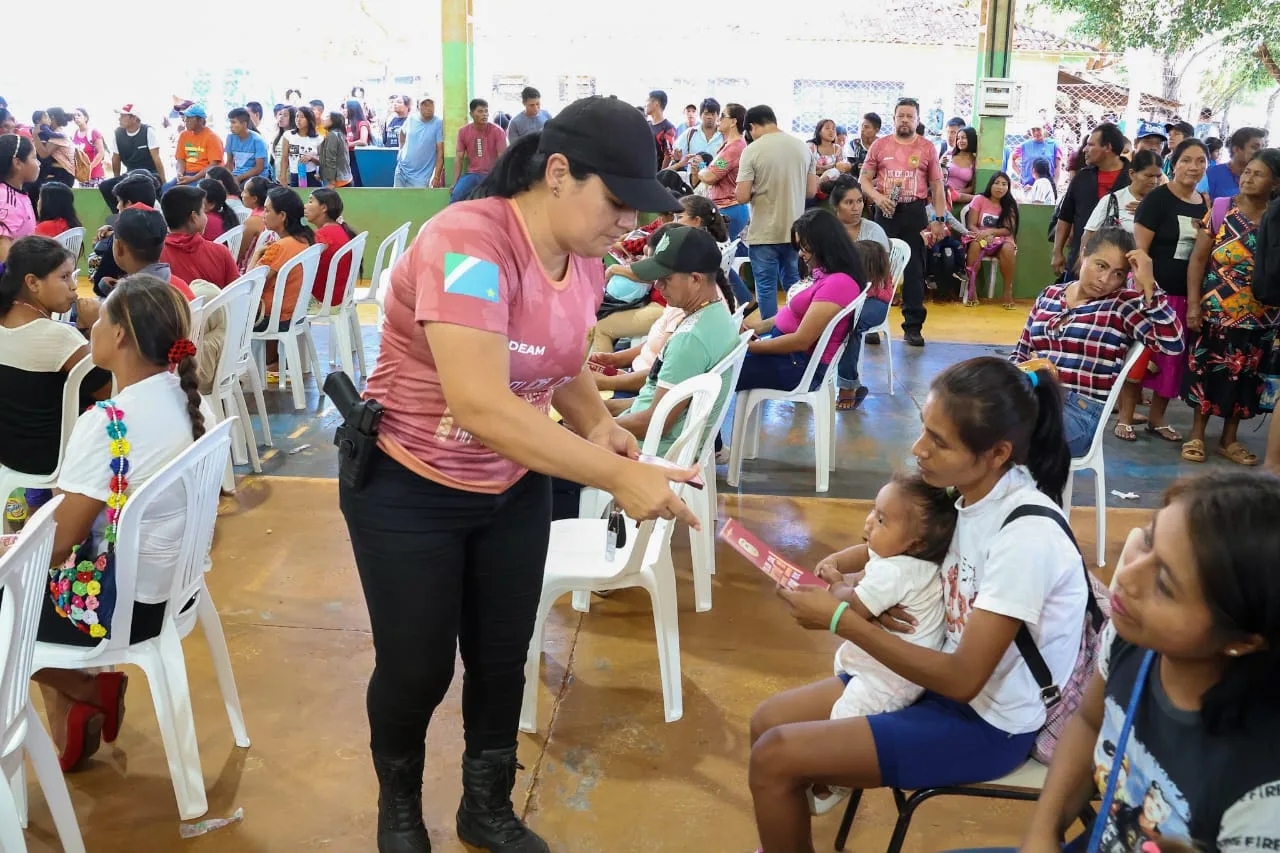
[718,519,829,590]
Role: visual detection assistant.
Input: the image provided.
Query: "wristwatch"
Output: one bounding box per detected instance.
[933,216,945,223]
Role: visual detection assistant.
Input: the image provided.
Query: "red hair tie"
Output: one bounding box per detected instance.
[167,338,197,364]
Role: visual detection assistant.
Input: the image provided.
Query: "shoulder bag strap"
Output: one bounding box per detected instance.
[1001,505,1100,708]
[1086,650,1156,853]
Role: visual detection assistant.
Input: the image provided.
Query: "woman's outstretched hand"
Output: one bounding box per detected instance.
[608,459,702,530]
[777,584,843,631]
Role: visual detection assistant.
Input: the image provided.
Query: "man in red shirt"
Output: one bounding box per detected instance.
[159,185,241,287]
[859,97,949,346]
[450,98,507,203]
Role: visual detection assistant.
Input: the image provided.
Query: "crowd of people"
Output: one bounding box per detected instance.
[2,79,1280,853]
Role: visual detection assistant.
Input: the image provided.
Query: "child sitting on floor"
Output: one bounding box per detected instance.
[808,472,957,813]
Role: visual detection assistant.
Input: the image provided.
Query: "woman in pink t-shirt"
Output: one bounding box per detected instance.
[736,208,863,395]
[0,134,41,262]
[963,171,1020,308]
[341,97,702,853]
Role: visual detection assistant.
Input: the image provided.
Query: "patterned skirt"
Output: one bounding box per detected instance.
[1182,321,1278,420]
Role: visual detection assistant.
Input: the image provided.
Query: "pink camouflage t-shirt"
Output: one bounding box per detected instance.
[366,196,604,493]
[0,184,37,243]
[864,135,943,204]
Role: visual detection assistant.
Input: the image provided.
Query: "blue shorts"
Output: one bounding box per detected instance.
[866,692,1036,790]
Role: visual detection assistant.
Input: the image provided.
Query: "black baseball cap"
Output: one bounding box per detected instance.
[1165,120,1195,137]
[538,96,683,213]
[629,225,721,281]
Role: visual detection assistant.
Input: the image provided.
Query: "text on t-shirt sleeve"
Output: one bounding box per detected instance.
[1218,782,1280,853]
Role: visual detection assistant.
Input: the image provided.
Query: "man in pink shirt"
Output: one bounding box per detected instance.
[450,98,508,203]
[859,97,948,346]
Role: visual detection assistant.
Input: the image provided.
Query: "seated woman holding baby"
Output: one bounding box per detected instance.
[749,357,1089,852]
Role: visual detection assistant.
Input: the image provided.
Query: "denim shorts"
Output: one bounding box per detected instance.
[866,692,1036,790]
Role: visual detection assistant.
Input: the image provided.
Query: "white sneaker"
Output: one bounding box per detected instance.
[715,446,731,465]
[806,785,853,816]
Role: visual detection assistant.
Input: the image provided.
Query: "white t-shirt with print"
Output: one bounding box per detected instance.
[57,372,204,603]
[940,465,1088,734]
[835,550,945,675]
[284,132,321,173]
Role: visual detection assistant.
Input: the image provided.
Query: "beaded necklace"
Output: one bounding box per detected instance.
[50,400,129,639]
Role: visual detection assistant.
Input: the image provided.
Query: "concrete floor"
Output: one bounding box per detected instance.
[16,298,1249,851]
[21,484,1136,853]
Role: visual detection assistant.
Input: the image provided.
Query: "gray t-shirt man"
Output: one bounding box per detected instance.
[507,109,551,142]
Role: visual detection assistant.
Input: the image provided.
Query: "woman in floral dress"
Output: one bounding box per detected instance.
[1182,148,1280,465]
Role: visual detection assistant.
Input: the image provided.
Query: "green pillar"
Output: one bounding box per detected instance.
[974,0,1014,188]
[442,0,474,186]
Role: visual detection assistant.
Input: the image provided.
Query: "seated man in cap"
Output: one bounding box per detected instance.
[111,207,196,300]
[164,105,223,193]
[90,171,160,296]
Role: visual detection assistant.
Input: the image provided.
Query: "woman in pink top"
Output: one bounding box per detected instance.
[963,171,1020,308]
[341,97,701,853]
[0,134,41,262]
[736,209,863,393]
[944,125,977,204]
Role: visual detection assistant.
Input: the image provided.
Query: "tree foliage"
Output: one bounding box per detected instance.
[1034,0,1277,55]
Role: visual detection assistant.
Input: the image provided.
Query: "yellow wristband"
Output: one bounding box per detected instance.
[829,600,851,634]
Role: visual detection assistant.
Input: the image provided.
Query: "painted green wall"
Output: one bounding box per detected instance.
[71,188,1055,299]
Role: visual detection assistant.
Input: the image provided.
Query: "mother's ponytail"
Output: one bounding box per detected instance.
[930,357,1069,504]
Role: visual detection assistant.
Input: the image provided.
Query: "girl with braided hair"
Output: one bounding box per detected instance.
[29,273,210,772]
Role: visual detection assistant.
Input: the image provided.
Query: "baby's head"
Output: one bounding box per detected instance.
[863,473,958,563]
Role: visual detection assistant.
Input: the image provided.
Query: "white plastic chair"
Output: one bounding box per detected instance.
[957,204,999,304]
[718,238,741,277]
[1062,344,1144,568]
[578,332,752,613]
[727,293,867,493]
[352,222,410,328]
[309,232,369,381]
[53,227,85,263]
[212,224,245,263]
[186,296,206,353]
[520,373,721,731]
[0,355,96,502]
[866,238,909,396]
[200,273,269,479]
[33,419,247,821]
[251,243,324,411]
[0,496,88,853]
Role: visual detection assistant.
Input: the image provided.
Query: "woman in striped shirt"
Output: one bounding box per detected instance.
[1012,227,1184,457]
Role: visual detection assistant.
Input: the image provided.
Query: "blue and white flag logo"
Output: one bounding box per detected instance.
[444,253,500,302]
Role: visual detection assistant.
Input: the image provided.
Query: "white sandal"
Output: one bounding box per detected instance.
[807,784,853,816]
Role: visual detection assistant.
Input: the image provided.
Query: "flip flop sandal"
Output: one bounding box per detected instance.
[1145,424,1182,442]
[1218,442,1259,466]
[1181,439,1206,463]
[1113,422,1137,442]
[1003,302,1017,310]
[837,387,869,411]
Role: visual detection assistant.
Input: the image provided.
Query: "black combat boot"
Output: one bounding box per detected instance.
[455,747,549,852]
[372,752,431,853]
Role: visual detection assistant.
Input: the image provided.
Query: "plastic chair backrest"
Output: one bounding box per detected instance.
[1080,343,1144,460]
[250,228,273,259]
[718,238,741,276]
[789,293,865,395]
[99,419,234,650]
[888,238,910,290]
[203,275,258,391]
[55,227,85,262]
[213,225,245,263]
[0,495,63,749]
[40,355,98,485]
[698,331,752,461]
[623,373,721,572]
[186,297,206,352]
[318,232,369,313]
[367,222,411,301]
[262,243,324,331]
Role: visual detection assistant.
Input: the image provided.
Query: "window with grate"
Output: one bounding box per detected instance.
[791,80,905,134]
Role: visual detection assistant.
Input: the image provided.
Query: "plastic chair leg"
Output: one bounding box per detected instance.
[197,588,251,748]
[689,486,713,612]
[1093,461,1107,568]
[645,554,684,723]
[282,337,307,411]
[727,392,752,487]
[3,751,26,828]
[333,319,355,382]
[885,330,895,395]
[744,398,763,460]
[138,635,208,819]
[1063,470,1076,521]
[350,309,368,378]
[303,328,321,381]
[244,361,273,447]
[24,707,87,853]
[571,590,591,613]
[519,586,560,734]
[0,766,31,853]
[232,388,262,474]
[814,393,833,493]
[828,386,837,469]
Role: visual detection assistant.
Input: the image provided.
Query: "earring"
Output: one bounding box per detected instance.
[1227,649,1240,657]
[551,184,561,198]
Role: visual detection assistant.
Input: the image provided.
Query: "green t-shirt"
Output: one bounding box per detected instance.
[626,300,740,455]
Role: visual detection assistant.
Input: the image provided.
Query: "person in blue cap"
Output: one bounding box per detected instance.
[164,104,223,193]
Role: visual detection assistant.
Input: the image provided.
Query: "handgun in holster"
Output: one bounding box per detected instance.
[323,371,383,490]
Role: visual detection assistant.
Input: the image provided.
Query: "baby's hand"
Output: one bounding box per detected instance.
[814,556,843,587]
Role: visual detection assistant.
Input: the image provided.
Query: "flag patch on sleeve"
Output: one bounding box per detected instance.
[443,253,500,303]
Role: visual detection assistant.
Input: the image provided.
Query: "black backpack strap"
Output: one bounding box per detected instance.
[1001,504,1099,709]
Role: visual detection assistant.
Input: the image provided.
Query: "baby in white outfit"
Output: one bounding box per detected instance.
[809,473,956,813]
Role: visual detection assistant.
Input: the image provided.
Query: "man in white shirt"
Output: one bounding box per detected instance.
[736,104,816,319]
